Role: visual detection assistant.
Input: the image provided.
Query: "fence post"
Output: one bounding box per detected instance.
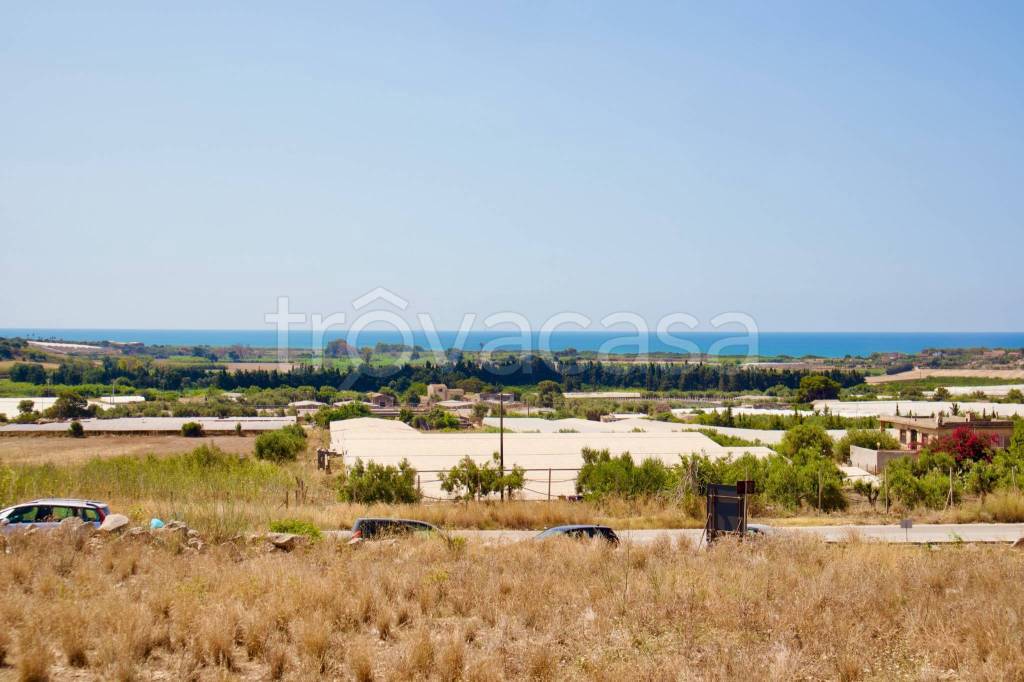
[547,468,552,501]
[947,467,953,509]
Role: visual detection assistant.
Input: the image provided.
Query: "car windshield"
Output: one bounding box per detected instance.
[356,519,433,539]
[8,506,46,523]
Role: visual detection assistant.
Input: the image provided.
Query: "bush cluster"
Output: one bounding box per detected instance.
[338,458,421,504]
[575,425,848,512]
[439,454,525,500]
[254,424,307,463]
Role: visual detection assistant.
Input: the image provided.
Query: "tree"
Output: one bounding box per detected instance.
[1006,388,1024,404]
[255,425,307,463]
[313,402,371,428]
[833,428,900,463]
[575,448,673,500]
[471,402,489,423]
[883,453,961,510]
[68,420,85,438]
[325,339,354,358]
[10,363,47,384]
[796,375,841,403]
[46,392,91,420]
[17,399,35,415]
[852,479,880,508]
[763,447,847,511]
[965,460,999,499]
[536,380,563,407]
[439,453,525,500]
[933,387,951,401]
[1010,420,1024,456]
[181,422,204,437]
[415,407,460,431]
[338,458,421,503]
[778,424,834,460]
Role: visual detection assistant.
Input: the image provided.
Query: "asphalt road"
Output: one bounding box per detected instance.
[329,523,1024,545]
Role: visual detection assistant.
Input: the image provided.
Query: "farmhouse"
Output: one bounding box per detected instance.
[366,392,396,408]
[877,414,1015,450]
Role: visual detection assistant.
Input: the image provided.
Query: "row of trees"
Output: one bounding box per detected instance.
[6,357,864,394]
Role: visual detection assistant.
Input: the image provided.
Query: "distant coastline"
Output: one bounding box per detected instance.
[3,329,1024,359]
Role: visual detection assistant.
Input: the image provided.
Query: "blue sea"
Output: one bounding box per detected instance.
[3,329,1024,359]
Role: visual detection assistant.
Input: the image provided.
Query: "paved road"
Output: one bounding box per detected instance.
[330,523,1024,545]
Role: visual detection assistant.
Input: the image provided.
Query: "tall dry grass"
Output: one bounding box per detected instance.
[0,531,1022,680]
[4,442,1024,542]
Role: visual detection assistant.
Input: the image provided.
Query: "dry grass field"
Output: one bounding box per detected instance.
[0,531,1021,681]
[2,434,1024,540]
[865,368,1024,384]
[0,435,257,466]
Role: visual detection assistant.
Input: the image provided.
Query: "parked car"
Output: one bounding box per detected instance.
[0,498,110,533]
[746,524,773,537]
[347,517,441,544]
[535,524,620,544]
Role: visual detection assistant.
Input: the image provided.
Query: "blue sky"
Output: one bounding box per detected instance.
[1,2,1022,331]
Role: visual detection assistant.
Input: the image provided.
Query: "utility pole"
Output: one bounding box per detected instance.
[499,386,505,501]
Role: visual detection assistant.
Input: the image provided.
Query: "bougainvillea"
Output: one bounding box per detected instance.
[932,426,998,466]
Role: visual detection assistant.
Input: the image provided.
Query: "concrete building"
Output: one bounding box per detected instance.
[878,414,1015,450]
[849,445,910,474]
[426,384,450,402]
[366,392,396,409]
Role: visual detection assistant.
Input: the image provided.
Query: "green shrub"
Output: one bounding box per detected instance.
[45,392,92,420]
[338,458,421,503]
[181,421,204,437]
[680,448,847,512]
[575,448,673,500]
[269,518,322,540]
[412,407,461,431]
[883,455,960,510]
[778,424,834,460]
[254,426,306,463]
[312,402,370,428]
[68,420,85,438]
[796,375,841,402]
[0,445,292,508]
[440,454,525,500]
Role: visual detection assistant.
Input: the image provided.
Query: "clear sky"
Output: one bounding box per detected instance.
[2,2,1022,331]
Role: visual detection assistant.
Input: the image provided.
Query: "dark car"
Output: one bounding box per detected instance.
[746,524,773,537]
[0,498,110,533]
[535,524,620,544]
[348,517,440,544]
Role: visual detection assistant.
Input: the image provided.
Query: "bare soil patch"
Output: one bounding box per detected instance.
[0,434,254,466]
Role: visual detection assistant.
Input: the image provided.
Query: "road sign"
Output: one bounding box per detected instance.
[900,518,913,529]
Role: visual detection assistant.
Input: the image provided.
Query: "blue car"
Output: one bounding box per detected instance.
[535,524,620,544]
[0,498,111,533]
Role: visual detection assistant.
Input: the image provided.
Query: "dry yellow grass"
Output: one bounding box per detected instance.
[0,434,256,466]
[0,531,1022,680]
[865,368,1024,384]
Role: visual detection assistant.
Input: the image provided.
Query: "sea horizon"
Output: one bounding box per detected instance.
[4,328,1024,359]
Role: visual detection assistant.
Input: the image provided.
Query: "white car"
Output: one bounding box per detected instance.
[0,498,111,533]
